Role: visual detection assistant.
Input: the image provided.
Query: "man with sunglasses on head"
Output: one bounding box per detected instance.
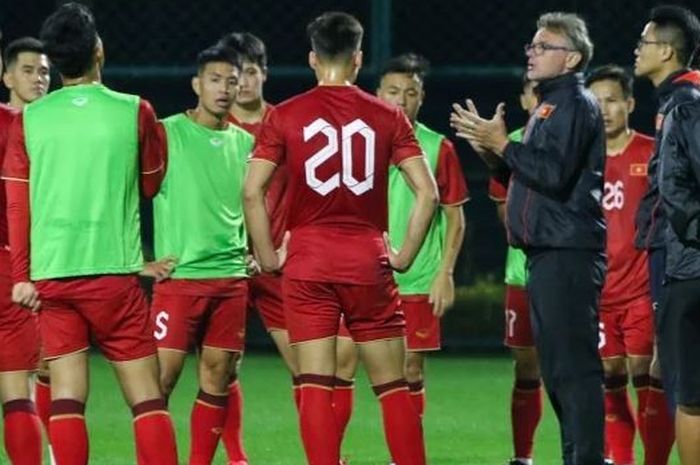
[451,12,607,465]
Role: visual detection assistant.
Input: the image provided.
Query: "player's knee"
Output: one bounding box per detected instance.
[513,348,540,379]
[602,358,627,377]
[159,369,178,398]
[404,354,424,382]
[200,353,235,393]
[628,356,651,377]
[678,404,700,416]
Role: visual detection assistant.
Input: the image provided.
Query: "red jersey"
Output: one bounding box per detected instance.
[435,139,470,205]
[601,131,654,307]
[228,105,288,247]
[252,85,423,285]
[0,104,19,251]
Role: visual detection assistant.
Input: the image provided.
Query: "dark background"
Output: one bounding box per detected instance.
[1,0,693,347]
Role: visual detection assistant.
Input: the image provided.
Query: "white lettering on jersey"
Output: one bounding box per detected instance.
[154,311,170,341]
[602,180,624,211]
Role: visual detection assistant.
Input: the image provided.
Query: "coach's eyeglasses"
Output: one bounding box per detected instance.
[524,42,576,56]
[635,39,668,50]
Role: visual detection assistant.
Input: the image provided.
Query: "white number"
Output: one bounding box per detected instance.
[154,310,170,341]
[304,118,376,196]
[598,322,606,349]
[506,309,517,338]
[602,180,624,211]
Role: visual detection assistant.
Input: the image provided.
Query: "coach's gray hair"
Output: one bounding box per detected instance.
[537,12,594,71]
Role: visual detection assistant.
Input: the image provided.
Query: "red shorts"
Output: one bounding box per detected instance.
[504,285,534,348]
[283,276,404,344]
[151,280,248,352]
[36,276,155,362]
[402,295,441,351]
[248,273,285,332]
[599,296,654,358]
[337,315,352,339]
[0,268,39,372]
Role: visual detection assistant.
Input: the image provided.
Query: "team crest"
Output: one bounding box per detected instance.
[72,96,88,107]
[630,163,648,176]
[537,104,556,119]
[209,137,223,147]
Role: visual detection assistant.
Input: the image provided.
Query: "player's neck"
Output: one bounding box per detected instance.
[650,64,683,88]
[8,94,27,111]
[606,128,633,155]
[188,107,227,130]
[230,99,266,124]
[316,65,354,86]
[62,68,101,87]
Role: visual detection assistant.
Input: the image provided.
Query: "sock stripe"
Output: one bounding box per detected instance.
[604,375,629,390]
[372,379,408,398]
[195,389,228,408]
[228,378,239,389]
[51,399,85,417]
[514,378,541,391]
[131,398,167,417]
[292,375,301,387]
[333,377,354,388]
[2,399,36,417]
[298,373,335,389]
[407,381,424,393]
[37,375,50,386]
[649,376,664,391]
[632,374,651,388]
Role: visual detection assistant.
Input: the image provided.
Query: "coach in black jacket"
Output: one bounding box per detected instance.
[452,12,606,465]
[658,100,700,464]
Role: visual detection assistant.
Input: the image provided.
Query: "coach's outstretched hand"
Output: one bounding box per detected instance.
[140,256,178,282]
[450,99,509,166]
[12,282,40,312]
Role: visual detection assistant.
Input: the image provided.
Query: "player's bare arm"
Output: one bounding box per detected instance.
[429,204,465,317]
[390,156,438,272]
[243,159,280,272]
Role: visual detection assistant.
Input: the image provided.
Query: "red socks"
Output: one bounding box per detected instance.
[332,377,354,440]
[644,377,675,465]
[189,390,228,465]
[132,398,178,465]
[511,378,542,461]
[604,375,635,465]
[3,399,42,465]
[298,374,340,465]
[633,375,651,450]
[408,381,425,417]
[222,380,247,464]
[35,375,51,434]
[292,376,302,411]
[373,379,426,465]
[49,399,88,465]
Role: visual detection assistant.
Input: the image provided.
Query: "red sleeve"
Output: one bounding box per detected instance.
[488,177,508,202]
[391,108,423,165]
[2,115,31,282]
[251,107,284,165]
[138,99,167,198]
[436,139,469,205]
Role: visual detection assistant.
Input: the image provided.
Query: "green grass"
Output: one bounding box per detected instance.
[0,353,679,465]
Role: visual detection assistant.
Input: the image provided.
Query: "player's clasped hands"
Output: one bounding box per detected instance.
[11,281,40,312]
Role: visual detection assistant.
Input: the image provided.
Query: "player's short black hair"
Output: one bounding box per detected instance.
[217,32,267,69]
[197,45,242,74]
[585,64,634,99]
[3,37,45,70]
[650,5,700,67]
[306,11,363,61]
[380,53,430,83]
[39,2,97,78]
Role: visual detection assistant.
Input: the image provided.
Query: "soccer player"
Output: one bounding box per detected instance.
[633,5,700,462]
[150,45,252,465]
[244,11,437,465]
[586,65,655,465]
[376,53,468,419]
[2,34,53,445]
[2,4,178,465]
[658,83,700,465]
[452,12,607,465]
[2,37,50,110]
[488,76,543,465]
[217,31,359,459]
[0,29,43,465]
